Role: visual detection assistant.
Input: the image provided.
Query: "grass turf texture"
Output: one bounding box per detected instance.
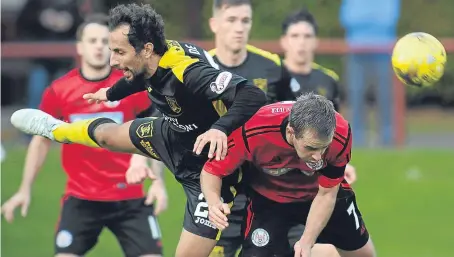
[1,146,453,257]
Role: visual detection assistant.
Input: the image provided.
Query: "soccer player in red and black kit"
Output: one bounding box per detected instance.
[1,15,166,257]
[10,4,267,257]
[200,93,377,257]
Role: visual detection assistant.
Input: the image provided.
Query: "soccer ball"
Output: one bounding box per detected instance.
[391,32,447,87]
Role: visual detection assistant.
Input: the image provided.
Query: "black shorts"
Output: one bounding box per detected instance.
[241,190,369,257]
[130,117,239,240]
[55,196,162,256]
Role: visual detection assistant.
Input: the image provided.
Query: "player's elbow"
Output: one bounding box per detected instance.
[240,83,268,107]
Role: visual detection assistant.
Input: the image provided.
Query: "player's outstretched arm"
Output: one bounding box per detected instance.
[1,136,51,223]
[200,169,230,230]
[83,77,146,104]
[295,183,340,257]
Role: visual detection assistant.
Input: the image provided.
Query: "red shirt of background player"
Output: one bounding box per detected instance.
[203,101,353,203]
[39,69,150,201]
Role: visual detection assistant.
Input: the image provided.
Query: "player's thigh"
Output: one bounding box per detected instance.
[311,244,341,257]
[92,120,140,153]
[336,238,376,257]
[176,228,218,257]
[107,198,163,257]
[241,192,293,257]
[55,196,104,256]
[319,194,372,253]
[175,180,230,257]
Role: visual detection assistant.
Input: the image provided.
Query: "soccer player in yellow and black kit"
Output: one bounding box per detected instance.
[206,1,300,256]
[10,3,267,257]
[280,9,358,257]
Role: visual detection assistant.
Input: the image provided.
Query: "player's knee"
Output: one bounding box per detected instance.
[92,121,121,149]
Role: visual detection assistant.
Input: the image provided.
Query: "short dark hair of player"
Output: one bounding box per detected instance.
[289,92,336,140]
[281,9,318,35]
[76,13,109,41]
[213,0,251,12]
[108,3,168,56]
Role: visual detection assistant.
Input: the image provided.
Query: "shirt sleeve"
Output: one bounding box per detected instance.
[318,123,352,188]
[183,61,267,135]
[106,77,146,101]
[39,85,62,119]
[203,127,249,177]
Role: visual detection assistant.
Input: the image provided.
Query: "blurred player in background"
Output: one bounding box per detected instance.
[1,14,166,257]
[207,0,296,256]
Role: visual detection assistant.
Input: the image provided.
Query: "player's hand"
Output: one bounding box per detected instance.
[208,202,230,230]
[294,241,312,257]
[193,129,227,161]
[145,180,168,215]
[344,164,357,185]
[1,189,31,223]
[126,164,157,184]
[82,87,109,104]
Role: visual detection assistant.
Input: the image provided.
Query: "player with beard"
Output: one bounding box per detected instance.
[9,4,267,257]
[1,14,166,257]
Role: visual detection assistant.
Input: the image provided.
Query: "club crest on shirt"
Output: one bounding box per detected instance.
[305,159,324,170]
[136,121,154,138]
[103,100,121,108]
[165,96,182,113]
[252,78,268,92]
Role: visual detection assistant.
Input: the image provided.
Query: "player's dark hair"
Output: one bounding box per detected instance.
[213,0,251,13]
[109,3,168,56]
[282,9,318,35]
[289,92,336,140]
[76,13,109,41]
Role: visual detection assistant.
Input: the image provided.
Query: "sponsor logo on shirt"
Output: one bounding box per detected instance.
[210,71,232,94]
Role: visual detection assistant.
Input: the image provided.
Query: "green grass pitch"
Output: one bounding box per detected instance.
[1,146,453,257]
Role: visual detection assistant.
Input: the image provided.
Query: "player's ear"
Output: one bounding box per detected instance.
[209,16,217,34]
[143,43,154,58]
[314,36,319,49]
[280,35,288,53]
[76,41,83,56]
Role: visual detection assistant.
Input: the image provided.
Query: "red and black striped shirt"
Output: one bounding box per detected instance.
[203,101,353,203]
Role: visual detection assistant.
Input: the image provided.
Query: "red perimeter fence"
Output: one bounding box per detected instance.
[3,38,454,146]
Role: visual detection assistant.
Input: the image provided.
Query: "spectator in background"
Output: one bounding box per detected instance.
[16,0,85,110]
[340,0,401,147]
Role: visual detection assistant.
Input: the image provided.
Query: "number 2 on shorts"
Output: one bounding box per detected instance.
[347,202,360,230]
[194,193,209,218]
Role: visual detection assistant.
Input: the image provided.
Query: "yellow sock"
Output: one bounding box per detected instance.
[52,118,101,148]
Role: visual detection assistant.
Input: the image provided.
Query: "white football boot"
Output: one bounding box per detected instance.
[10,109,65,141]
